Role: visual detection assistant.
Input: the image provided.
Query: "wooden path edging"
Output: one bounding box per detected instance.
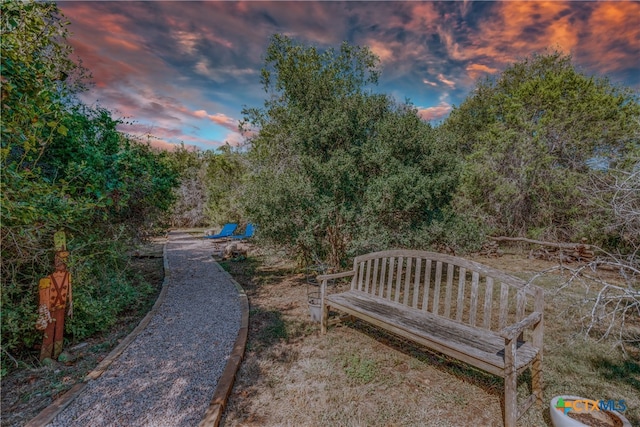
[198,262,249,427]
[25,239,172,427]
[25,235,249,427]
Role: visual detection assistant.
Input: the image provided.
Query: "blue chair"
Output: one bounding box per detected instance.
[231,223,255,240]
[204,223,237,239]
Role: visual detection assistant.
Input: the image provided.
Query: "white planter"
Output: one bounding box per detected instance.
[550,395,632,427]
[307,291,321,322]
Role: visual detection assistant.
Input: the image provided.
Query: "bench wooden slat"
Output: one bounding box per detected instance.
[364,259,372,293]
[517,289,526,321]
[378,257,386,297]
[456,267,466,322]
[326,290,538,376]
[483,277,494,329]
[499,283,509,329]
[394,256,403,303]
[469,271,479,327]
[444,264,454,318]
[403,257,412,305]
[422,259,432,311]
[386,257,394,300]
[372,258,379,297]
[533,287,544,348]
[433,261,443,314]
[412,258,422,309]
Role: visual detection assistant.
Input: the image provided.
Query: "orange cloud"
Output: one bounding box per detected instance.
[404,2,440,33]
[103,36,139,51]
[580,2,640,76]
[443,2,576,66]
[466,63,499,80]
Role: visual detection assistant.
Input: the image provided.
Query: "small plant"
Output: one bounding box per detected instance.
[343,354,377,384]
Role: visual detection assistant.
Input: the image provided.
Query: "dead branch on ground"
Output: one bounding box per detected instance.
[526,256,639,356]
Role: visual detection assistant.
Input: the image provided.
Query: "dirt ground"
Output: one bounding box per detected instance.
[220,247,639,427]
[0,238,166,427]
[3,240,637,427]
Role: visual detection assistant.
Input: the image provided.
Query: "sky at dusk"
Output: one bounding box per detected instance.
[57,1,640,151]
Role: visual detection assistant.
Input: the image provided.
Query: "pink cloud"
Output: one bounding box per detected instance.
[223,132,244,147]
[191,110,239,133]
[437,74,456,89]
[367,40,395,63]
[417,102,453,122]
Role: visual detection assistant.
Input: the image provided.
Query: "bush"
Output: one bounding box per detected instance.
[444,50,640,247]
[1,2,178,375]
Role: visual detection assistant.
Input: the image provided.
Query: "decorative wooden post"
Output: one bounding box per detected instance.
[37,231,72,361]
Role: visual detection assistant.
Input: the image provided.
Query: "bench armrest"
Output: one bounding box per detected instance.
[499,311,542,341]
[317,270,356,281]
[318,270,355,300]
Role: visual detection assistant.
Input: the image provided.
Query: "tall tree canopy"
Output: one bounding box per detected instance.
[240,35,461,265]
[444,50,640,245]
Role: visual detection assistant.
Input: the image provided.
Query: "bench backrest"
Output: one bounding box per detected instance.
[350,250,543,333]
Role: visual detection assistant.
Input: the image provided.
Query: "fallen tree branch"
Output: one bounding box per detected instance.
[488,236,590,250]
[544,259,639,357]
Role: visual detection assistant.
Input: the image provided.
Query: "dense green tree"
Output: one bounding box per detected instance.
[444,50,640,245]
[1,1,83,165]
[241,35,462,265]
[1,1,178,374]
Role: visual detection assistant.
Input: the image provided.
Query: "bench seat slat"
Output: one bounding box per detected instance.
[326,290,538,376]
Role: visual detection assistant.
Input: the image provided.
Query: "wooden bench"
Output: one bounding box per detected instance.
[318,250,543,427]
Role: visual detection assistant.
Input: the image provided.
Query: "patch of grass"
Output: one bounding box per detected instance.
[247,308,288,352]
[592,357,640,392]
[343,354,378,384]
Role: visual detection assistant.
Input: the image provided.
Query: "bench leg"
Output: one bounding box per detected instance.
[321,303,329,334]
[504,368,517,427]
[532,354,543,406]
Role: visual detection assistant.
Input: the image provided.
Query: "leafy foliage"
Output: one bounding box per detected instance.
[1,1,177,375]
[203,145,247,226]
[444,50,640,245]
[168,144,247,228]
[240,35,465,266]
[166,144,209,228]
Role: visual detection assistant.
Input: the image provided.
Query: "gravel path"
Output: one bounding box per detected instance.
[47,231,242,427]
